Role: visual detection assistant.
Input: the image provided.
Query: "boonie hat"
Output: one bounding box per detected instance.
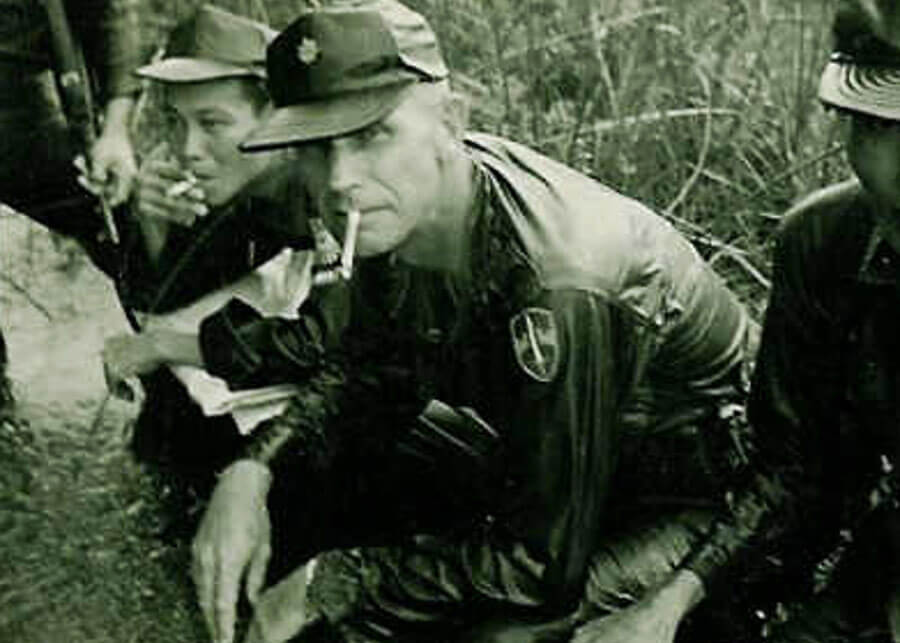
[241,0,448,151]
[136,5,277,82]
[819,0,900,120]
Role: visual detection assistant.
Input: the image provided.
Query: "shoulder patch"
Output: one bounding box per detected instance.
[510,307,560,382]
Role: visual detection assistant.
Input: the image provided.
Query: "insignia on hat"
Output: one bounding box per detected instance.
[510,308,560,383]
[297,37,321,65]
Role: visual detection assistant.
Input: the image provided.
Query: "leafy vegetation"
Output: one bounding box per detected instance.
[139,0,846,312]
[411,0,845,311]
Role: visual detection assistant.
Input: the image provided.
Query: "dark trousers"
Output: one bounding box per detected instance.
[768,512,897,643]
[287,511,764,643]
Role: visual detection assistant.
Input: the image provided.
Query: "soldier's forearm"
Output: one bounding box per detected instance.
[100,96,134,137]
[681,471,791,586]
[656,569,705,616]
[145,329,204,369]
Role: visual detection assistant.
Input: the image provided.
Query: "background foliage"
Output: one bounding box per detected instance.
[141,0,846,312]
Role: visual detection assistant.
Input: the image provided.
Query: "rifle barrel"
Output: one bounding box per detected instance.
[45,0,120,244]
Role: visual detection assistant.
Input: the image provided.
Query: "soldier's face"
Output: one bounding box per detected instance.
[166,79,275,207]
[848,113,900,216]
[298,87,450,258]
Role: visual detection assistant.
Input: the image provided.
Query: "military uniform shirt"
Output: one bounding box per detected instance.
[285,133,758,621]
[719,179,900,595]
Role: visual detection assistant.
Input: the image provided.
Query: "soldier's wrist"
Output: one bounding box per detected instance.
[220,459,273,496]
[145,329,203,368]
[102,96,134,127]
[652,569,705,617]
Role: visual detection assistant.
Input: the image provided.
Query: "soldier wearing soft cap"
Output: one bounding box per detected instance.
[193,1,771,642]
[94,8,351,625]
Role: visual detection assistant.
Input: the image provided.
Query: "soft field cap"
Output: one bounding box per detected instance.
[241,0,448,152]
[819,0,900,120]
[136,5,277,82]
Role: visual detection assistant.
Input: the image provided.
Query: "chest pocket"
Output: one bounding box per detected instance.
[845,296,900,449]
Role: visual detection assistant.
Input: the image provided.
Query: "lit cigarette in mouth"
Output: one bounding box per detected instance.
[339,209,360,280]
[166,172,198,198]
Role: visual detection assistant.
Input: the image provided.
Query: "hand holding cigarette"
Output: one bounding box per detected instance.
[135,143,209,226]
[313,209,361,286]
[166,171,199,198]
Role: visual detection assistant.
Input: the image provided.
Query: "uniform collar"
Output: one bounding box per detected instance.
[465,162,543,314]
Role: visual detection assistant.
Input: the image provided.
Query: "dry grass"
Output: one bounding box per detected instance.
[137,0,846,311]
[409,0,846,311]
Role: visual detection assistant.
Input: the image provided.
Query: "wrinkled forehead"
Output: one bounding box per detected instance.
[362,82,449,132]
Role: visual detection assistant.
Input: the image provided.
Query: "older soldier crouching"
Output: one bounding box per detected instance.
[192,2,770,642]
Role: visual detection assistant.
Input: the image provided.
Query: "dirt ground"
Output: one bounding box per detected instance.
[0,210,208,643]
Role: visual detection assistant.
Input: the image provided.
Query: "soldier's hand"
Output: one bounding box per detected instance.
[243,560,316,643]
[193,459,273,643]
[89,126,138,207]
[101,333,161,400]
[571,606,678,643]
[572,570,701,643]
[135,143,208,227]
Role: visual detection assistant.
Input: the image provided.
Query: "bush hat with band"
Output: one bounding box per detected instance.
[819,0,900,120]
[241,0,448,152]
[136,5,277,83]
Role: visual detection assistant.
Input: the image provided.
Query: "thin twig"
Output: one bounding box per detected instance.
[564,84,597,165]
[488,9,512,136]
[541,107,739,147]
[658,202,772,290]
[714,247,772,290]
[665,68,713,216]
[694,235,771,290]
[748,143,845,199]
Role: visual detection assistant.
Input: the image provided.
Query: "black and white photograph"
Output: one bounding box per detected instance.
[2,0,897,641]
